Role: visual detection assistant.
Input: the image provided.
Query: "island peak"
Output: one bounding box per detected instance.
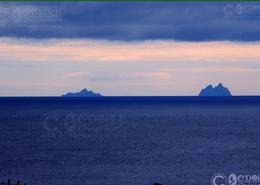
[62,88,102,97]
[199,83,232,96]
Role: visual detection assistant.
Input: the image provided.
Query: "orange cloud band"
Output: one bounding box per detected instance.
[1,38,260,63]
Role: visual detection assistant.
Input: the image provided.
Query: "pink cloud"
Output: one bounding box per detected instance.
[1,38,260,63]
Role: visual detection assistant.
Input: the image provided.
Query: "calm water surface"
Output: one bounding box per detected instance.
[0,97,260,185]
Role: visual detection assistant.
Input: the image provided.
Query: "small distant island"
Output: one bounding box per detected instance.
[199,83,232,96]
[62,88,102,97]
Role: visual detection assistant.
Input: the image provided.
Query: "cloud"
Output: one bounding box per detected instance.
[1,2,260,41]
[1,38,260,64]
[161,67,260,73]
[62,72,86,78]
[1,37,260,96]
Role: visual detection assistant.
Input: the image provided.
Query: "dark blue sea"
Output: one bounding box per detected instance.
[0,97,260,185]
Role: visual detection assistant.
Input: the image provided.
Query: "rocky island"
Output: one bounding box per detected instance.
[199,83,232,96]
[62,88,102,97]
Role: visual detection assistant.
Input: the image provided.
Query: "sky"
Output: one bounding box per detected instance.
[1,2,260,96]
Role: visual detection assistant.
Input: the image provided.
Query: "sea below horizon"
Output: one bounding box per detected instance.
[0,96,260,185]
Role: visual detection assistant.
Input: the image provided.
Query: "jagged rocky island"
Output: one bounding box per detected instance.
[62,88,102,97]
[63,84,231,97]
[199,83,232,96]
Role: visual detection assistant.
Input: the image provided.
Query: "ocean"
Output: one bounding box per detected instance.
[0,97,260,185]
